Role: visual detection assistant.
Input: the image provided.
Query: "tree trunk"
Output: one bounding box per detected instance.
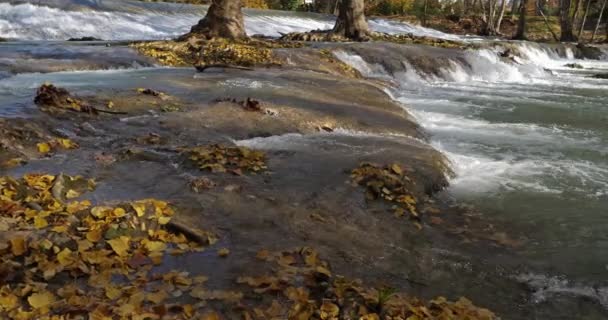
[560,0,577,41]
[591,0,607,42]
[514,0,528,39]
[187,0,247,39]
[422,0,428,27]
[577,0,592,41]
[538,1,560,41]
[332,0,370,40]
[495,0,508,33]
[511,0,520,20]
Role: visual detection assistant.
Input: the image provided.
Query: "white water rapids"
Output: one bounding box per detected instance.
[0,0,460,40]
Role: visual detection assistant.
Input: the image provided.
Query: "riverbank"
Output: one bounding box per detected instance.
[0,37,516,318]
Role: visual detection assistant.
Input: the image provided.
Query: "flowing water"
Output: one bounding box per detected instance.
[2,0,608,317]
[334,43,608,312]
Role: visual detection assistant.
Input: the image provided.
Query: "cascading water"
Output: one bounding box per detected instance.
[334,41,608,310]
[2,0,608,315]
[0,0,460,40]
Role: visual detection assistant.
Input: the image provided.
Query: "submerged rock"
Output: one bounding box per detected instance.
[34,84,125,115]
[67,36,103,41]
[564,63,584,69]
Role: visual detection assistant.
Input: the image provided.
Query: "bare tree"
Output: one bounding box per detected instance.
[511,0,521,20]
[577,0,592,41]
[592,0,607,42]
[495,0,508,33]
[538,1,560,41]
[186,0,247,39]
[332,0,371,40]
[480,0,508,35]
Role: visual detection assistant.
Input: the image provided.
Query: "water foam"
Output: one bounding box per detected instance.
[0,0,462,40]
[517,273,608,309]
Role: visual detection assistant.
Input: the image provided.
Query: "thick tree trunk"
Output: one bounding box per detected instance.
[560,0,577,41]
[591,0,607,42]
[332,0,371,40]
[187,0,247,39]
[514,0,528,39]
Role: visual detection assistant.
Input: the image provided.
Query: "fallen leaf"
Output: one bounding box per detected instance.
[218,248,230,257]
[107,236,130,257]
[34,216,48,229]
[37,142,51,154]
[28,291,55,309]
[10,237,27,256]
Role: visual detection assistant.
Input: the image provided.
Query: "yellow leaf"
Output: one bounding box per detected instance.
[39,239,53,250]
[57,248,74,267]
[66,200,91,214]
[157,216,171,225]
[34,216,48,229]
[107,236,130,257]
[91,206,113,219]
[2,158,25,168]
[105,285,122,300]
[10,237,26,256]
[146,290,167,304]
[131,202,146,217]
[391,163,403,175]
[77,239,93,253]
[320,301,339,320]
[37,142,51,154]
[56,138,78,149]
[51,225,68,233]
[86,229,103,242]
[0,291,19,310]
[143,240,166,252]
[28,291,55,309]
[112,207,126,218]
[65,189,80,199]
[202,312,220,320]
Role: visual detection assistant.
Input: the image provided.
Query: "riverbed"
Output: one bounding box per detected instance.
[2,0,608,319]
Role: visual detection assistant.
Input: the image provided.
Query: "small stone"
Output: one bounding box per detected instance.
[224,184,241,192]
[218,248,230,257]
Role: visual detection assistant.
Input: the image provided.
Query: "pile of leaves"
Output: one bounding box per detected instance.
[133,38,294,69]
[196,39,279,69]
[235,247,498,320]
[131,41,192,66]
[185,144,267,175]
[351,162,420,222]
[0,173,221,319]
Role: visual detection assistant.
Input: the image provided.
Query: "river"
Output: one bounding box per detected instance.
[2,0,608,318]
